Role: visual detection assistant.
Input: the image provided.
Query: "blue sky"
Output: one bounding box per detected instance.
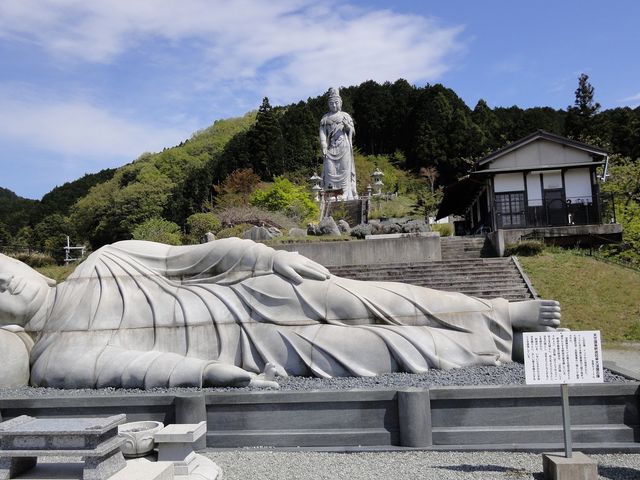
[1,0,638,200]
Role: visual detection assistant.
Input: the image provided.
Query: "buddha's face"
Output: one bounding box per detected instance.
[328,98,341,113]
[0,254,53,326]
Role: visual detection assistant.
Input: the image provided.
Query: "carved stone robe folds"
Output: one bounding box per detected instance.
[28,240,514,388]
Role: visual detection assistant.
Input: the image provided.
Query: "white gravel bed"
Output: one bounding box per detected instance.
[205,450,640,480]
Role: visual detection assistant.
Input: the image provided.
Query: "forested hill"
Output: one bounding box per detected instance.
[0,188,38,236]
[0,169,116,235]
[2,77,639,251]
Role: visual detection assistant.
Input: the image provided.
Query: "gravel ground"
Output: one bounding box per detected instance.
[206,450,640,480]
[0,363,632,398]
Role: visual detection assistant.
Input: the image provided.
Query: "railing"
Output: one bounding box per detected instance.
[495,193,617,229]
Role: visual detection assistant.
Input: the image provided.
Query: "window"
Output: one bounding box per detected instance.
[495,192,525,227]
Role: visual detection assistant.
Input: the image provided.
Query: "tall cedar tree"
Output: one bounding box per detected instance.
[250,98,285,178]
[565,74,601,140]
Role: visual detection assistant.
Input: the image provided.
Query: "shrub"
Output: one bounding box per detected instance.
[185,212,222,243]
[12,252,56,268]
[431,223,453,237]
[504,240,545,257]
[216,223,254,239]
[250,177,319,223]
[350,224,372,239]
[132,218,182,245]
[214,205,296,230]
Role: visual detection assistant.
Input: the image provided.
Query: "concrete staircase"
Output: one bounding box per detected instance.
[329,257,533,301]
[328,235,534,301]
[440,235,494,260]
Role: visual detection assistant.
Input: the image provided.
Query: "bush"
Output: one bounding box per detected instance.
[216,223,254,239]
[504,240,545,257]
[431,223,453,237]
[350,224,372,239]
[132,218,182,245]
[12,252,56,268]
[250,177,319,223]
[185,212,222,244]
[214,205,297,230]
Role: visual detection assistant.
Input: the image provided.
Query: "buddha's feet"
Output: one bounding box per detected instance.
[509,299,562,332]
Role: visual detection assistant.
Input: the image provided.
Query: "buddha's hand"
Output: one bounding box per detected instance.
[272,250,331,284]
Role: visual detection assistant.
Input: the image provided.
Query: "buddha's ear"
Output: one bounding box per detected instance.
[42,275,57,287]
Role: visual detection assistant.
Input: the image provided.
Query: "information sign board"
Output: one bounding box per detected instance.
[523,331,603,385]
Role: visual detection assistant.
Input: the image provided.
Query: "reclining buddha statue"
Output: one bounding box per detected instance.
[0,238,561,389]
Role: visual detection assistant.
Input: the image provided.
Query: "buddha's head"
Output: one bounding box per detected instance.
[0,254,55,326]
[327,87,342,113]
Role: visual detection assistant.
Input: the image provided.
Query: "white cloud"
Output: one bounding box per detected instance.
[0,1,464,100]
[0,89,192,161]
[621,92,640,103]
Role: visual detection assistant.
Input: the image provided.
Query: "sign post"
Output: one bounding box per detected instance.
[523,330,603,477]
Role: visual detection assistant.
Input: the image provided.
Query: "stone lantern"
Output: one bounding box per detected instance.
[309,172,323,202]
[371,168,384,195]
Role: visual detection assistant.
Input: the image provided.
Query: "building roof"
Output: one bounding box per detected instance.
[470,160,606,176]
[436,175,486,220]
[477,130,608,167]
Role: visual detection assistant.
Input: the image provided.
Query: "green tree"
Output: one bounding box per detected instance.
[185,212,222,244]
[472,99,501,152]
[132,217,182,245]
[565,73,600,140]
[14,226,33,249]
[279,102,319,174]
[213,168,261,207]
[600,155,640,265]
[249,97,285,177]
[0,222,12,248]
[411,186,444,223]
[32,213,76,262]
[250,177,319,223]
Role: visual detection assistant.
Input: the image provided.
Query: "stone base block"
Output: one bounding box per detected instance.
[542,452,598,480]
[0,456,37,480]
[111,458,174,480]
[83,449,126,480]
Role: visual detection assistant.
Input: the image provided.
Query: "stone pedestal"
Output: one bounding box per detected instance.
[155,421,215,478]
[542,452,598,480]
[0,415,126,480]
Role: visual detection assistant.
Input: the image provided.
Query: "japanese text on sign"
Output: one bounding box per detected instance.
[523,331,603,385]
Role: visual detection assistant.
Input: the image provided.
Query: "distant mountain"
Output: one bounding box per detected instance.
[0,187,39,235]
[37,168,117,220]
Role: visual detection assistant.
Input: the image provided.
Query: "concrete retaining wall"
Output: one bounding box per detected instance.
[488,224,624,256]
[1,382,637,452]
[274,233,441,267]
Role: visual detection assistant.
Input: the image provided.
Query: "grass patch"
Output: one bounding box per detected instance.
[519,249,640,342]
[36,263,77,283]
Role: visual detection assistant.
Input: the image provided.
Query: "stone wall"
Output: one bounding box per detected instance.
[1,382,638,451]
[273,233,441,266]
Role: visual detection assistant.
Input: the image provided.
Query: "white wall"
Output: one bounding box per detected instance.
[564,168,592,202]
[490,139,595,170]
[494,173,524,192]
[542,171,562,189]
[526,173,542,206]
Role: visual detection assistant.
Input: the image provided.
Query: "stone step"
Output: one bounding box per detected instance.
[329,259,513,273]
[414,286,531,297]
[330,268,520,278]
[334,274,525,284]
